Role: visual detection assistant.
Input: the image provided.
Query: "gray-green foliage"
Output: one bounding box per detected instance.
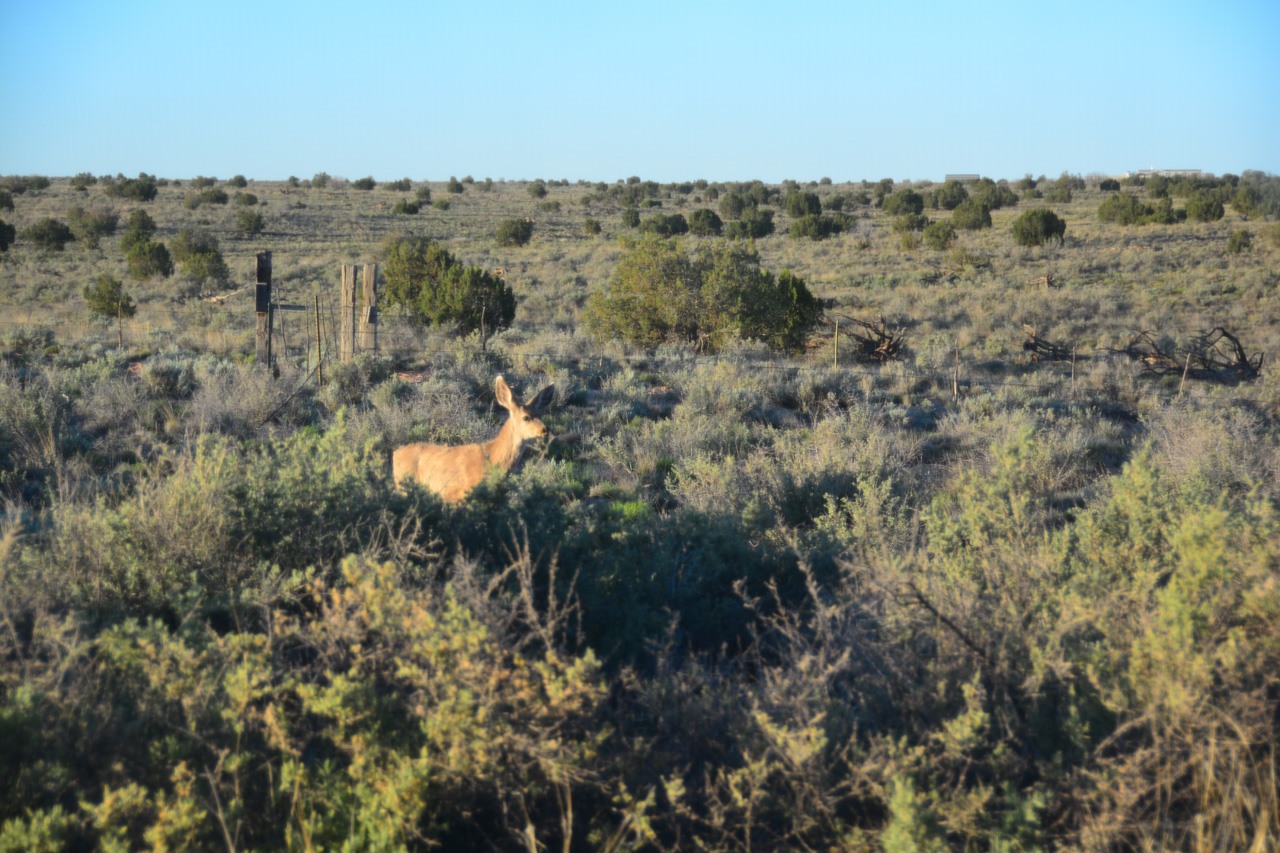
[381,234,515,335]
[584,237,822,352]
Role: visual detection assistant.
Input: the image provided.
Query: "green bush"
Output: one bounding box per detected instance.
[725,208,775,239]
[1232,186,1261,218]
[540,200,560,212]
[432,199,450,210]
[386,178,412,192]
[0,219,15,253]
[65,206,118,249]
[495,218,533,247]
[381,234,515,334]
[391,199,419,215]
[1043,185,1072,203]
[882,189,925,216]
[227,174,247,188]
[172,228,229,283]
[784,191,822,218]
[83,274,136,346]
[1099,178,1121,191]
[791,213,850,240]
[1226,229,1252,254]
[126,240,174,280]
[639,213,689,237]
[687,208,723,236]
[951,198,992,230]
[584,237,821,352]
[235,208,265,236]
[119,209,157,253]
[353,176,376,191]
[1011,208,1067,246]
[102,175,158,202]
[232,192,258,206]
[415,185,432,203]
[527,180,548,199]
[891,213,929,233]
[933,180,969,210]
[191,175,217,188]
[583,217,602,236]
[70,172,97,190]
[0,189,12,211]
[21,218,74,251]
[719,192,747,220]
[446,176,464,194]
[823,193,846,212]
[311,171,330,188]
[923,220,956,250]
[1185,190,1225,222]
[969,178,1018,210]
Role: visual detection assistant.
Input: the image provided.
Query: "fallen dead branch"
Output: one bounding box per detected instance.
[1113,327,1264,383]
[1022,326,1072,362]
[817,314,907,363]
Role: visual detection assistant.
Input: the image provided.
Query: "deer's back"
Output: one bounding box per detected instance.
[393,441,492,504]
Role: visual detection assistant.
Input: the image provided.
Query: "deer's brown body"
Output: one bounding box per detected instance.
[392,377,555,503]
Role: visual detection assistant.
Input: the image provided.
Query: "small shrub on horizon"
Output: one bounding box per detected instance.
[1012,208,1067,246]
[235,208,266,237]
[495,218,533,247]
[353,176,377,191]
[21,218,75,251]
[446,176,464,194]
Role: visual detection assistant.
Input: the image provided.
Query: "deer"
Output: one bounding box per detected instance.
[392,376,555,503]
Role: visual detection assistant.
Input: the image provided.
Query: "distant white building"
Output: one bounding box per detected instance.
[1123,168,1202,178]
[944,174,981,182]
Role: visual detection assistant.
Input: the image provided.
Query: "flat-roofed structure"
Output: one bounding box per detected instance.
[944,174,981,182]
[1123,169,1202,178]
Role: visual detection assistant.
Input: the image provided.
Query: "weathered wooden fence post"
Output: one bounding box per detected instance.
[339,264,356,363]
[360,264,377,355]
[255,251,273,367]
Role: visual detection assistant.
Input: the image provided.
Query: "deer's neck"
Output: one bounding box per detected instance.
[483,417,526,473]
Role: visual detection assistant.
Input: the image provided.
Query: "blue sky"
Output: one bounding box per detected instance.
[1,0,1276,182]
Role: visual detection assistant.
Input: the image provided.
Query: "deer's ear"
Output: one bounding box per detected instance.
[495,376,514,409]
[526,384,555,413]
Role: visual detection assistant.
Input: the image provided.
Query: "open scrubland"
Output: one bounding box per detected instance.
[1,170,1278,850]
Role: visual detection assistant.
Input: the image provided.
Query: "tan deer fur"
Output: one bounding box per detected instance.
[392,376,555,503]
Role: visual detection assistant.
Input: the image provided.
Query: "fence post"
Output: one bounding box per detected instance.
[833,321,838,370]
[1178,352,1191,401]
[953,342,960,401]
[255,251,273,367]
[314,294,324,387]
[339,264,356,363]
[360,264,377,355]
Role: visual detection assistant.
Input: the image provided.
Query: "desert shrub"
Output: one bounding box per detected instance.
[1017,174,1037,191]
[1012,208,1067,246]
[102,175,158,202]
[235,208,265,236]
[126,240,174,280]
[172,229,228,284]
[882,189,925,216]
[1146,173,1171,197]
[0,190,11,211]
[119,209,157,253]
[381,234,515,335]
[719,192,747,220]
[539,200,560,212]
[951,198,992,230]
[933,180,969,210]
[432,199,450,210]
[873,177,895,204]
[1043,184,1072,203]
[1185,190,1225,222]
[725,208,775,239]
[923,220,956,250]
[891,213,929,233]
[495,218,533,246]
[69,172,97,190]
[1231,185,1261,218]
[201,187,228,205]
[1226,229,1252,254]
[1056,170,1086,191]
[386,177,412,192]
[970,178,1018,210]
[21,218,74,251]
[0,220,14,253]
[446,176,464,194]
[784,191,822,218]
[1098,191,1147,224]
[232,191,258,206]
[83,274,136,346]
[226,174,247,188]
[191,175,217,188]
[391,199,420,215]
[527,180,547,199]
[311,171,330,188]
[584,237,821,353]
[687,208,723,236]
[65,206,118,249]
[639,213,689,237]
[1099,178,1121,191]
[583,217,602,236]
[415,185,432,202]
[823,193,846,212]
[353,176,376,190]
